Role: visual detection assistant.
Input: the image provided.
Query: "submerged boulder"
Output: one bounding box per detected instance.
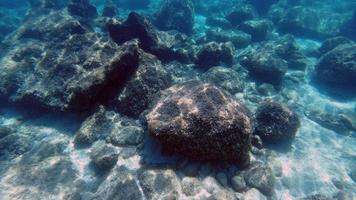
[138,169,181,199]
[154,0,194,34]
[201,67,245,94]
[313,43,356,96]
[206,29,251,49]
[67,0,98,19]
[147,81,252,165]
[90,141,119,169]
[240,49,288,85]
[108,12,159,51]
[114,51,172,117]
[74,106,112,146]
[254,101,300,145]
[243,162,275,196]
[225,5,257,27]
[237,19,271,42]
[240,35,307,85]
[195,42,234,70]
[92,166,143,200]
[275,6,349,40]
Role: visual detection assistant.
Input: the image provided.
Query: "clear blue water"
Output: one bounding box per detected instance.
[0,0,355,199]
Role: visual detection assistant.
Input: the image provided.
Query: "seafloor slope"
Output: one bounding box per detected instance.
[0,0,355,200]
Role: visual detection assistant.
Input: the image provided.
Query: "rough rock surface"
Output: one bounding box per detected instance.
[90,141,119,169]
[243,162,275,196]
[313,43,356,95]
[205,29,251,49]
[147,81,252,165]
[138,169,181,199]
[240,35,307,85]
[114,51,172,117]
[154,0,195,34]
[92,166,143,200]
[195,42,234,70]
[0,10,143,111]
[274,6,350,40]
[201,66,245,94]
[254,101,300,145]
[238,19,271,42]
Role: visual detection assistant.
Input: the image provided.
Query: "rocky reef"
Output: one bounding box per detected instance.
[0,0,355,200]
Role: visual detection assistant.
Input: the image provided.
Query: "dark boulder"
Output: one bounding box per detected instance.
[102,2,118,18]
[226,5,257,27]
[108,12,158,51]
[248,0,278,15]
[340,10,356,41]
[313,43,356,96]
[318,37,352,55]
[108,12,188,63]
[147,81,252,165]
[0,12,144,112]
[240,49,288,85]
[154,0,194,34]
[254,101,300,145]
[114,50,172,117]
[238,19,271,42]
[276,6,348,40]
[195,42,234,70]
[67,0,98,19]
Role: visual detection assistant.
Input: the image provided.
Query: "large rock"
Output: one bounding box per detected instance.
[90,141,119,169]
[205,29,251,49]
[254,101,300,145]
[108,12,159,51]
[108,12,189,63]
[313,43,356,96]
[201,66,245,94]
[195,42,234,70]
[240,35,307,85]
[225,5,257,27]
[238,19,271,42]
[240,48,288,85]
[67,0,98,19]
[318,37,352,55]
[0,9,145,112]
[275,6,349,40]
[147,81,252,165]
[92,166,143,200]
[154,0,194,34]
[138,169,181,199]
[114,51,172,117]
[248,0,278,15]
[74,106,113,146]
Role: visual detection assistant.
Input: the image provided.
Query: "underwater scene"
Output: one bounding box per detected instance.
[0,0,355,199]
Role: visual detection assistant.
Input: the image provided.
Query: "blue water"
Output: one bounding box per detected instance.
[0,0,355,200]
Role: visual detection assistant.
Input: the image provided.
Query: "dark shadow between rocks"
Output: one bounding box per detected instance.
[310,78,356,102]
